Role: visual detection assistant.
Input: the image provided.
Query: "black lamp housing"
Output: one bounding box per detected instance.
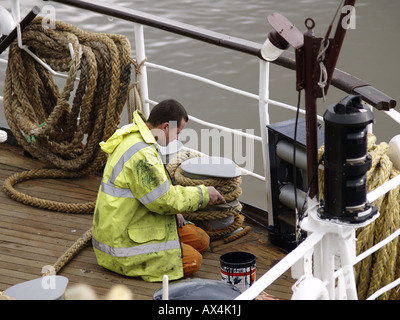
[318,95,378,224]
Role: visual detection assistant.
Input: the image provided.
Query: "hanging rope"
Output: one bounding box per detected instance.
[127,57,147,122]
[318,133,400,300]
[2,17,135,213]
[167,150,251,243]
[316,39,330,102]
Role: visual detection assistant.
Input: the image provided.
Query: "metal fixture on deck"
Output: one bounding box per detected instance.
[318,95,378,223]
[267,118,324,250]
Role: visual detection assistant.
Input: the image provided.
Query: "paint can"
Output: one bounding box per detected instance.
[220,251,256,292]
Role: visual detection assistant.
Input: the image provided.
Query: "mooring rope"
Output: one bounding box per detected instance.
[167,150,251,243]
[42,229,93,277]
[318,133,400,300]
[3,17,134,213]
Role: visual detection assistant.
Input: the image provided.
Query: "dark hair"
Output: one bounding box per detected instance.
[147,99,189,127]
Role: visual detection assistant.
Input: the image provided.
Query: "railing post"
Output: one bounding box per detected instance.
[321,233,336,298]
[258,59,273,224]
[133,23,150,118]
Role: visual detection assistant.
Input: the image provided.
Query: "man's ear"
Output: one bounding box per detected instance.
[160,122,169,131]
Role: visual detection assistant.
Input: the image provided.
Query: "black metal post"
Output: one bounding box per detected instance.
[303,20,319,199]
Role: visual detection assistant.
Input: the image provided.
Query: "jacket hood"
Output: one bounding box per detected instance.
[100,110,156,154]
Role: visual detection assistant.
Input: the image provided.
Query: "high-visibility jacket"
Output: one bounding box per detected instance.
[92,110,210,282]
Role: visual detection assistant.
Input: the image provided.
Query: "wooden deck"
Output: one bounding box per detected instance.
[0,142,294,300]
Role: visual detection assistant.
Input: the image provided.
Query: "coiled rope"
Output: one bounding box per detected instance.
[167,150,251,243]
[3,17,133,213]
[318,133,400,300]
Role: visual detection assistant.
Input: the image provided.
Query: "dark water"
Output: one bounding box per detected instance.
[1,0,399,209]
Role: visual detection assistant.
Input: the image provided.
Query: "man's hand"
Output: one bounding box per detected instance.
[176,213,186,228]
[207,186,226,206]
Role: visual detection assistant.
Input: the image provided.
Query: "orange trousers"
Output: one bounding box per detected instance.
[178,224,210,277]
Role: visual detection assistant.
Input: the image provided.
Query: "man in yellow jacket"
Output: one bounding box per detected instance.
[92,99,225,282]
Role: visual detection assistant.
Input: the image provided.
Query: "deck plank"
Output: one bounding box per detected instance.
[0,143,294,300]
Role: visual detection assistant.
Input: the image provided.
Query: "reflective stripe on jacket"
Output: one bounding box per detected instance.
[92,110,209,282]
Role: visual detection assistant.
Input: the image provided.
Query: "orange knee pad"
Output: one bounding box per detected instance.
[181,243,203,277]
[178,224,210,277]
[178,224,210,253]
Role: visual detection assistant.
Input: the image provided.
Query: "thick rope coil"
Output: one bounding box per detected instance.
[4,18,131,171]
[318,133,400,300]
[174,166,242,202]
[3,17,136,214]
[167,151,250,243]
[166,149,202,179]
[184,203,243,221]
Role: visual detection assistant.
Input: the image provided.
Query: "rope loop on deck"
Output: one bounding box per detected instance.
[3,17,136,214]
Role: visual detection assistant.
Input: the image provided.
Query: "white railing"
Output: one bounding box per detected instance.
[2,0,400,300]
[237,173,400,300]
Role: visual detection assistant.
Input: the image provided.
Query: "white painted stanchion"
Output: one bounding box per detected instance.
[0,130,7,143]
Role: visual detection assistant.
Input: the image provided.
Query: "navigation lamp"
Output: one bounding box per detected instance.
[260,13,303,61]
[318,95,378,224]
[261,29,289,61]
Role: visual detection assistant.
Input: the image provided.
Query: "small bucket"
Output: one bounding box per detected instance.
[220,251,256,292]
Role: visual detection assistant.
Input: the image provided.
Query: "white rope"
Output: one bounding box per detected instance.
[317,39,330,102]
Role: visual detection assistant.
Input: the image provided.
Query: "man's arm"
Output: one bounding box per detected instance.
[127,149,224,214]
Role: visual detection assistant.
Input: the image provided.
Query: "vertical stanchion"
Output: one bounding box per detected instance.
[258,60,273,224]
[133,23,150,117]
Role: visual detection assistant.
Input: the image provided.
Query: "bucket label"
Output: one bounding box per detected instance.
[220,265,256,292]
